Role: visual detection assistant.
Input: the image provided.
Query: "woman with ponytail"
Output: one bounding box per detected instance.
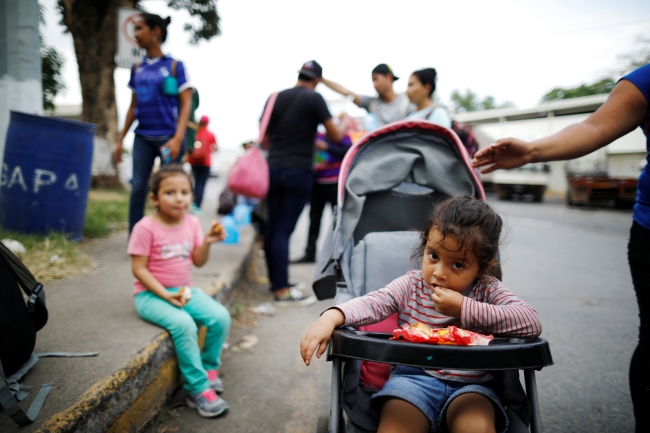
[113,13,194,234]
[405,68,451,127]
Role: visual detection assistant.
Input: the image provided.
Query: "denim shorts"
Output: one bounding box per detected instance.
[370,366,508,433]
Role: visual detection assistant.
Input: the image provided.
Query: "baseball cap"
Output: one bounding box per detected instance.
[298,60,323,80]
[199,115,209,124]
[372,63,399,81]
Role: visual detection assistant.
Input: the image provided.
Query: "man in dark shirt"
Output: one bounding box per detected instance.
[263,60,348,305]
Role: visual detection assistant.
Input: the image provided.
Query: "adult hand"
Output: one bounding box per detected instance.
[315,139,328,151]
[300,309,344,366]
[162,136,183,161]
[431,285,463,318]
[472,138,534,174]
[113,139,124,165]
[166,291,186,308]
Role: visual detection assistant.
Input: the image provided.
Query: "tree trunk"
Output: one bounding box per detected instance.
[58,0,134,188]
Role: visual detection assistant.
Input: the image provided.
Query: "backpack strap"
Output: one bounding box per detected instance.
[171,60,178,78]
[0,359,52,426]
[0,242,44,312]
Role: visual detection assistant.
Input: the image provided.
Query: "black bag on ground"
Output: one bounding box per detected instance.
[0,241,51,425]
[218,188,236,215]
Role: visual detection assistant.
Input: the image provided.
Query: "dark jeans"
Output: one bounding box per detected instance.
[628,221,650,432]
[191,165,211,208]
[129,135,184,234]
[305,182,338,258]
[264,166,314,291]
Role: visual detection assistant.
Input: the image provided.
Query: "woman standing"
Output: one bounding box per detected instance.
[405,68,451,127]
[473,63,650,432]
[113,13,193,233]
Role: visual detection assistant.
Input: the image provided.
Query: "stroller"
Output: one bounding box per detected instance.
[312,121,553,433]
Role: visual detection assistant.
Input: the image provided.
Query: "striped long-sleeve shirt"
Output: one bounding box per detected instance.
[335,270,542,383]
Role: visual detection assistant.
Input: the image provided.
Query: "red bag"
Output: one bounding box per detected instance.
[225,92,278,199]
[392,324,493,346]
[226,148,269,199]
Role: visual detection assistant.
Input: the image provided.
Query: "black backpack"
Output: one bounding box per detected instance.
[0,241,51,425]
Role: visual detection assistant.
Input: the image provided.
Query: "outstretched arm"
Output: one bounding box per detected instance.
[300,309,345,365]
[321,77,363,107]
[472,80,647,173]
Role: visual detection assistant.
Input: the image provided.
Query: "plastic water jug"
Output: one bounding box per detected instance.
[233,204,252,226]
[220,215,240,244]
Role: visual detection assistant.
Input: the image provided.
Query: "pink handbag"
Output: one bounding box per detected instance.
[226,93,277,198]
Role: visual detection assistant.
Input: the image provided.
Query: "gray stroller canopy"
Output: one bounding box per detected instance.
[335,124,483,258]
[313,122,485,302]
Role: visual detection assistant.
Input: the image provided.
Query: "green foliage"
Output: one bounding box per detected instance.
[165,0,221,44]
[541,78,616,103]
[450,89,514,114]
[41,46,66,111]
[39,3,65,111]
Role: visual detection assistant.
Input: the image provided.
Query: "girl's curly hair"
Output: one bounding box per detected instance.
[412,195,502,277]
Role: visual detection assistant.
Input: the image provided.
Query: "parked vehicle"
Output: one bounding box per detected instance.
[565,148,645,207]
[492,163,550,202]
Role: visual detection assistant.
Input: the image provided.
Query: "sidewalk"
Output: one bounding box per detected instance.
[0,177,257,432]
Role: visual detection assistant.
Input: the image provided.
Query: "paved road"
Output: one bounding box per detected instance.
[155,196,636,433]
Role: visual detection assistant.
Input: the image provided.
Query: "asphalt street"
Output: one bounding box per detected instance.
[154,195,637,433]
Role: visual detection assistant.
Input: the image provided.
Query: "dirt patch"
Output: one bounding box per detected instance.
[88,189,129,202]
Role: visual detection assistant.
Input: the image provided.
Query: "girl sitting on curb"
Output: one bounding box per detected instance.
[128,164,231,418]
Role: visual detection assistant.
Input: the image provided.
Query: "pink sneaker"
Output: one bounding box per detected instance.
[207,369,224,393]
[186,388,228,418]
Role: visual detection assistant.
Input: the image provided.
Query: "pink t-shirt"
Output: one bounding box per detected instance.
[127,214,204,295]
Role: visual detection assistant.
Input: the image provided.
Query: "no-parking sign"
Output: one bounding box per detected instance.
[115,8,146,68]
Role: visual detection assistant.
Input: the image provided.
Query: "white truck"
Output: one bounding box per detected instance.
[492,163,550,202]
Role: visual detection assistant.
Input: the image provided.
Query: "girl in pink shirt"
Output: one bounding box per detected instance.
[300,195,541,433]
[128,164,230,418]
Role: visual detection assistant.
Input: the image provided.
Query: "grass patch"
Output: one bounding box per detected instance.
[84,189,130,238]
[0,188,131,282]
[0,231,96,282]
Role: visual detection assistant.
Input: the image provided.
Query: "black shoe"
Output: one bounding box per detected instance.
[291,255,315,264]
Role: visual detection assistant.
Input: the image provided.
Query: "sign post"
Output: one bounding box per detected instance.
[116,8,146,68]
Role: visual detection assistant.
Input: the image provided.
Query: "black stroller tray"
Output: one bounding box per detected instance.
[329,329,553,371]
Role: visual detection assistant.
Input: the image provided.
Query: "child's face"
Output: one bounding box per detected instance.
[151,174,192,220]
[422,229,481,294]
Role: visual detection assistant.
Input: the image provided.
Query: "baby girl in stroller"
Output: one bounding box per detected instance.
[301,195,542,433]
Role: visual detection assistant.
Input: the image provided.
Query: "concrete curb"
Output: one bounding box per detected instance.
[35,230,259,433]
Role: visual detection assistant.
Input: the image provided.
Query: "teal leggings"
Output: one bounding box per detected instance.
[135,287,231,395]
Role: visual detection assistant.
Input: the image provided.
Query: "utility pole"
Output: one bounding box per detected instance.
[0,0,43,166]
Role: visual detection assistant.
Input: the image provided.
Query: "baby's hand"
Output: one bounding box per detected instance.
[300,309,345,366]
[431,285,463,318]
[205,221,227,243]
[166,291,186,308]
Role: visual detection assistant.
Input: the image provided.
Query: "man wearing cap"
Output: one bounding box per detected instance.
[187,115,217,214]
[322,64,414,128]
[261,60,348,305]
